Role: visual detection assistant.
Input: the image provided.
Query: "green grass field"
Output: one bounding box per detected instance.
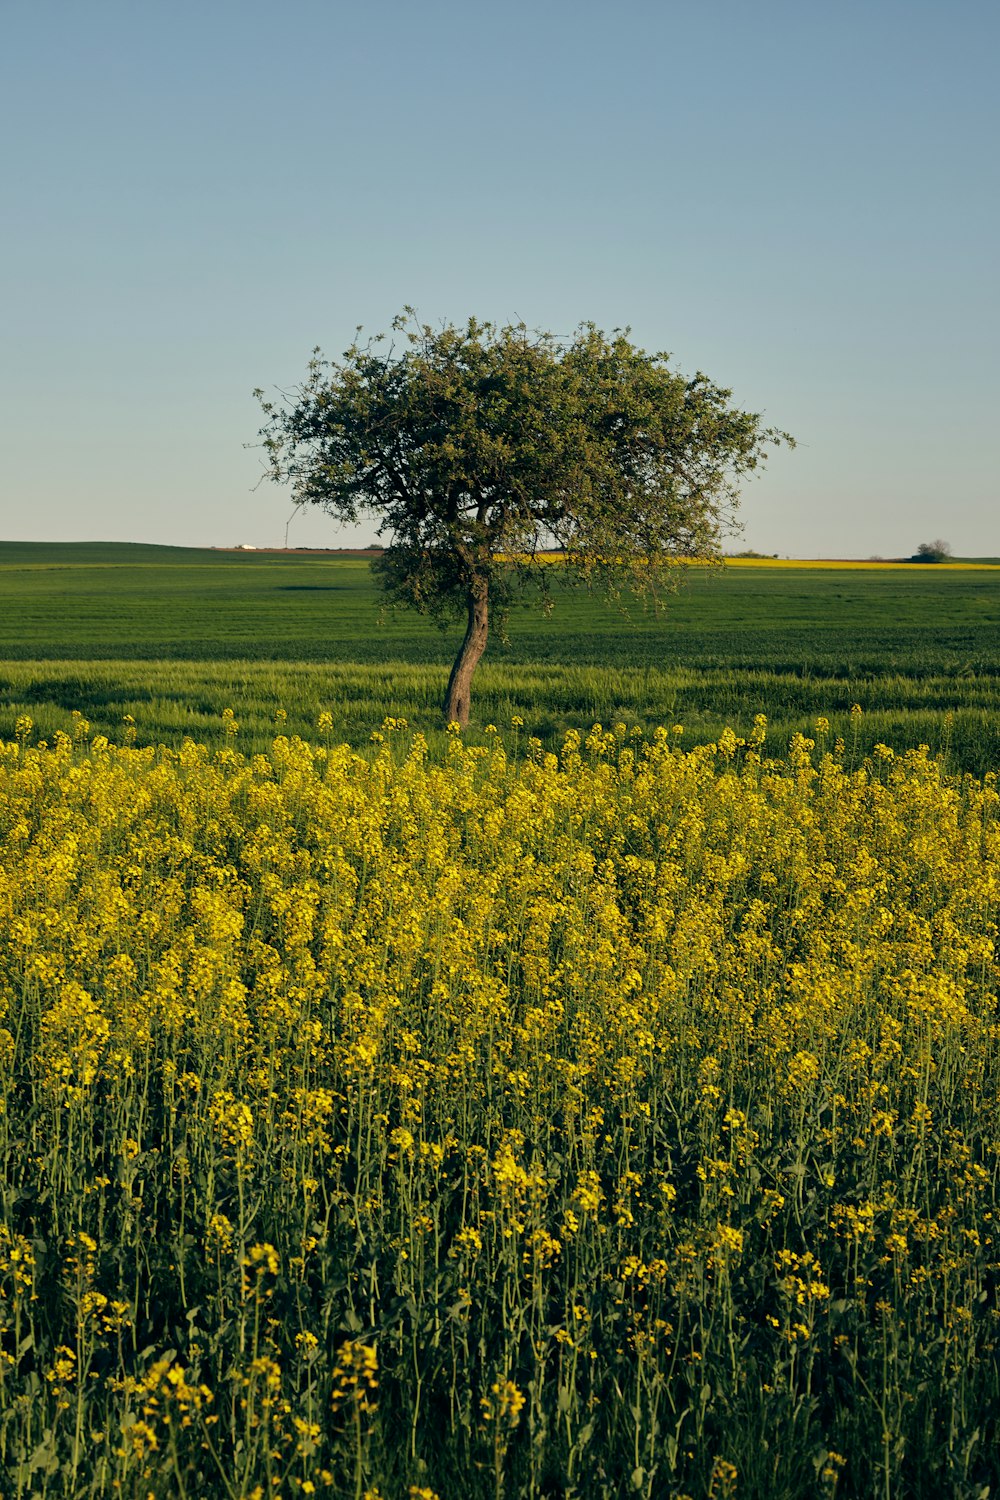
[2,541,999,771]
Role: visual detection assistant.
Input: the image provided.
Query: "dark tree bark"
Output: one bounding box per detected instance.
[443,580,489,727]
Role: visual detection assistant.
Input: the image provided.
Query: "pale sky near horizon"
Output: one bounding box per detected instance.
[2,0,997,557]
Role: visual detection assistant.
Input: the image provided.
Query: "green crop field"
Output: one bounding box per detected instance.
[2,542,999,772]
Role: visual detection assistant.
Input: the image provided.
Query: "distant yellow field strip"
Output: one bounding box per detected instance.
[506,553,1000,570]
[723,557,1000,570]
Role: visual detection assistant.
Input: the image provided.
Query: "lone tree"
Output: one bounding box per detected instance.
[254,312,792,725]
[912,539,952,563]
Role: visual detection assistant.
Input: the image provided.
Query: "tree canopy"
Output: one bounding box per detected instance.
[912,539,952,563]
[254,312,792,724]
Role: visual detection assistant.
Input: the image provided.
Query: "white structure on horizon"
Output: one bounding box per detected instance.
[235,543,257,550]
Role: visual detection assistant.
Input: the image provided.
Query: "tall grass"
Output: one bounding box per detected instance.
[2,659,998,775]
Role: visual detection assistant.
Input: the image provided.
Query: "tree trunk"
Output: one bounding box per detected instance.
[443,579,489,727]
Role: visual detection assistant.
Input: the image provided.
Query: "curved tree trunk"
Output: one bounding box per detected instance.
[443,579,489,727]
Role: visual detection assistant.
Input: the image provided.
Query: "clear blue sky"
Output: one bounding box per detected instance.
[3,0,996,556]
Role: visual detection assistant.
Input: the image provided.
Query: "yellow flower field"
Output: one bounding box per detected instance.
[0,714,998,1498]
